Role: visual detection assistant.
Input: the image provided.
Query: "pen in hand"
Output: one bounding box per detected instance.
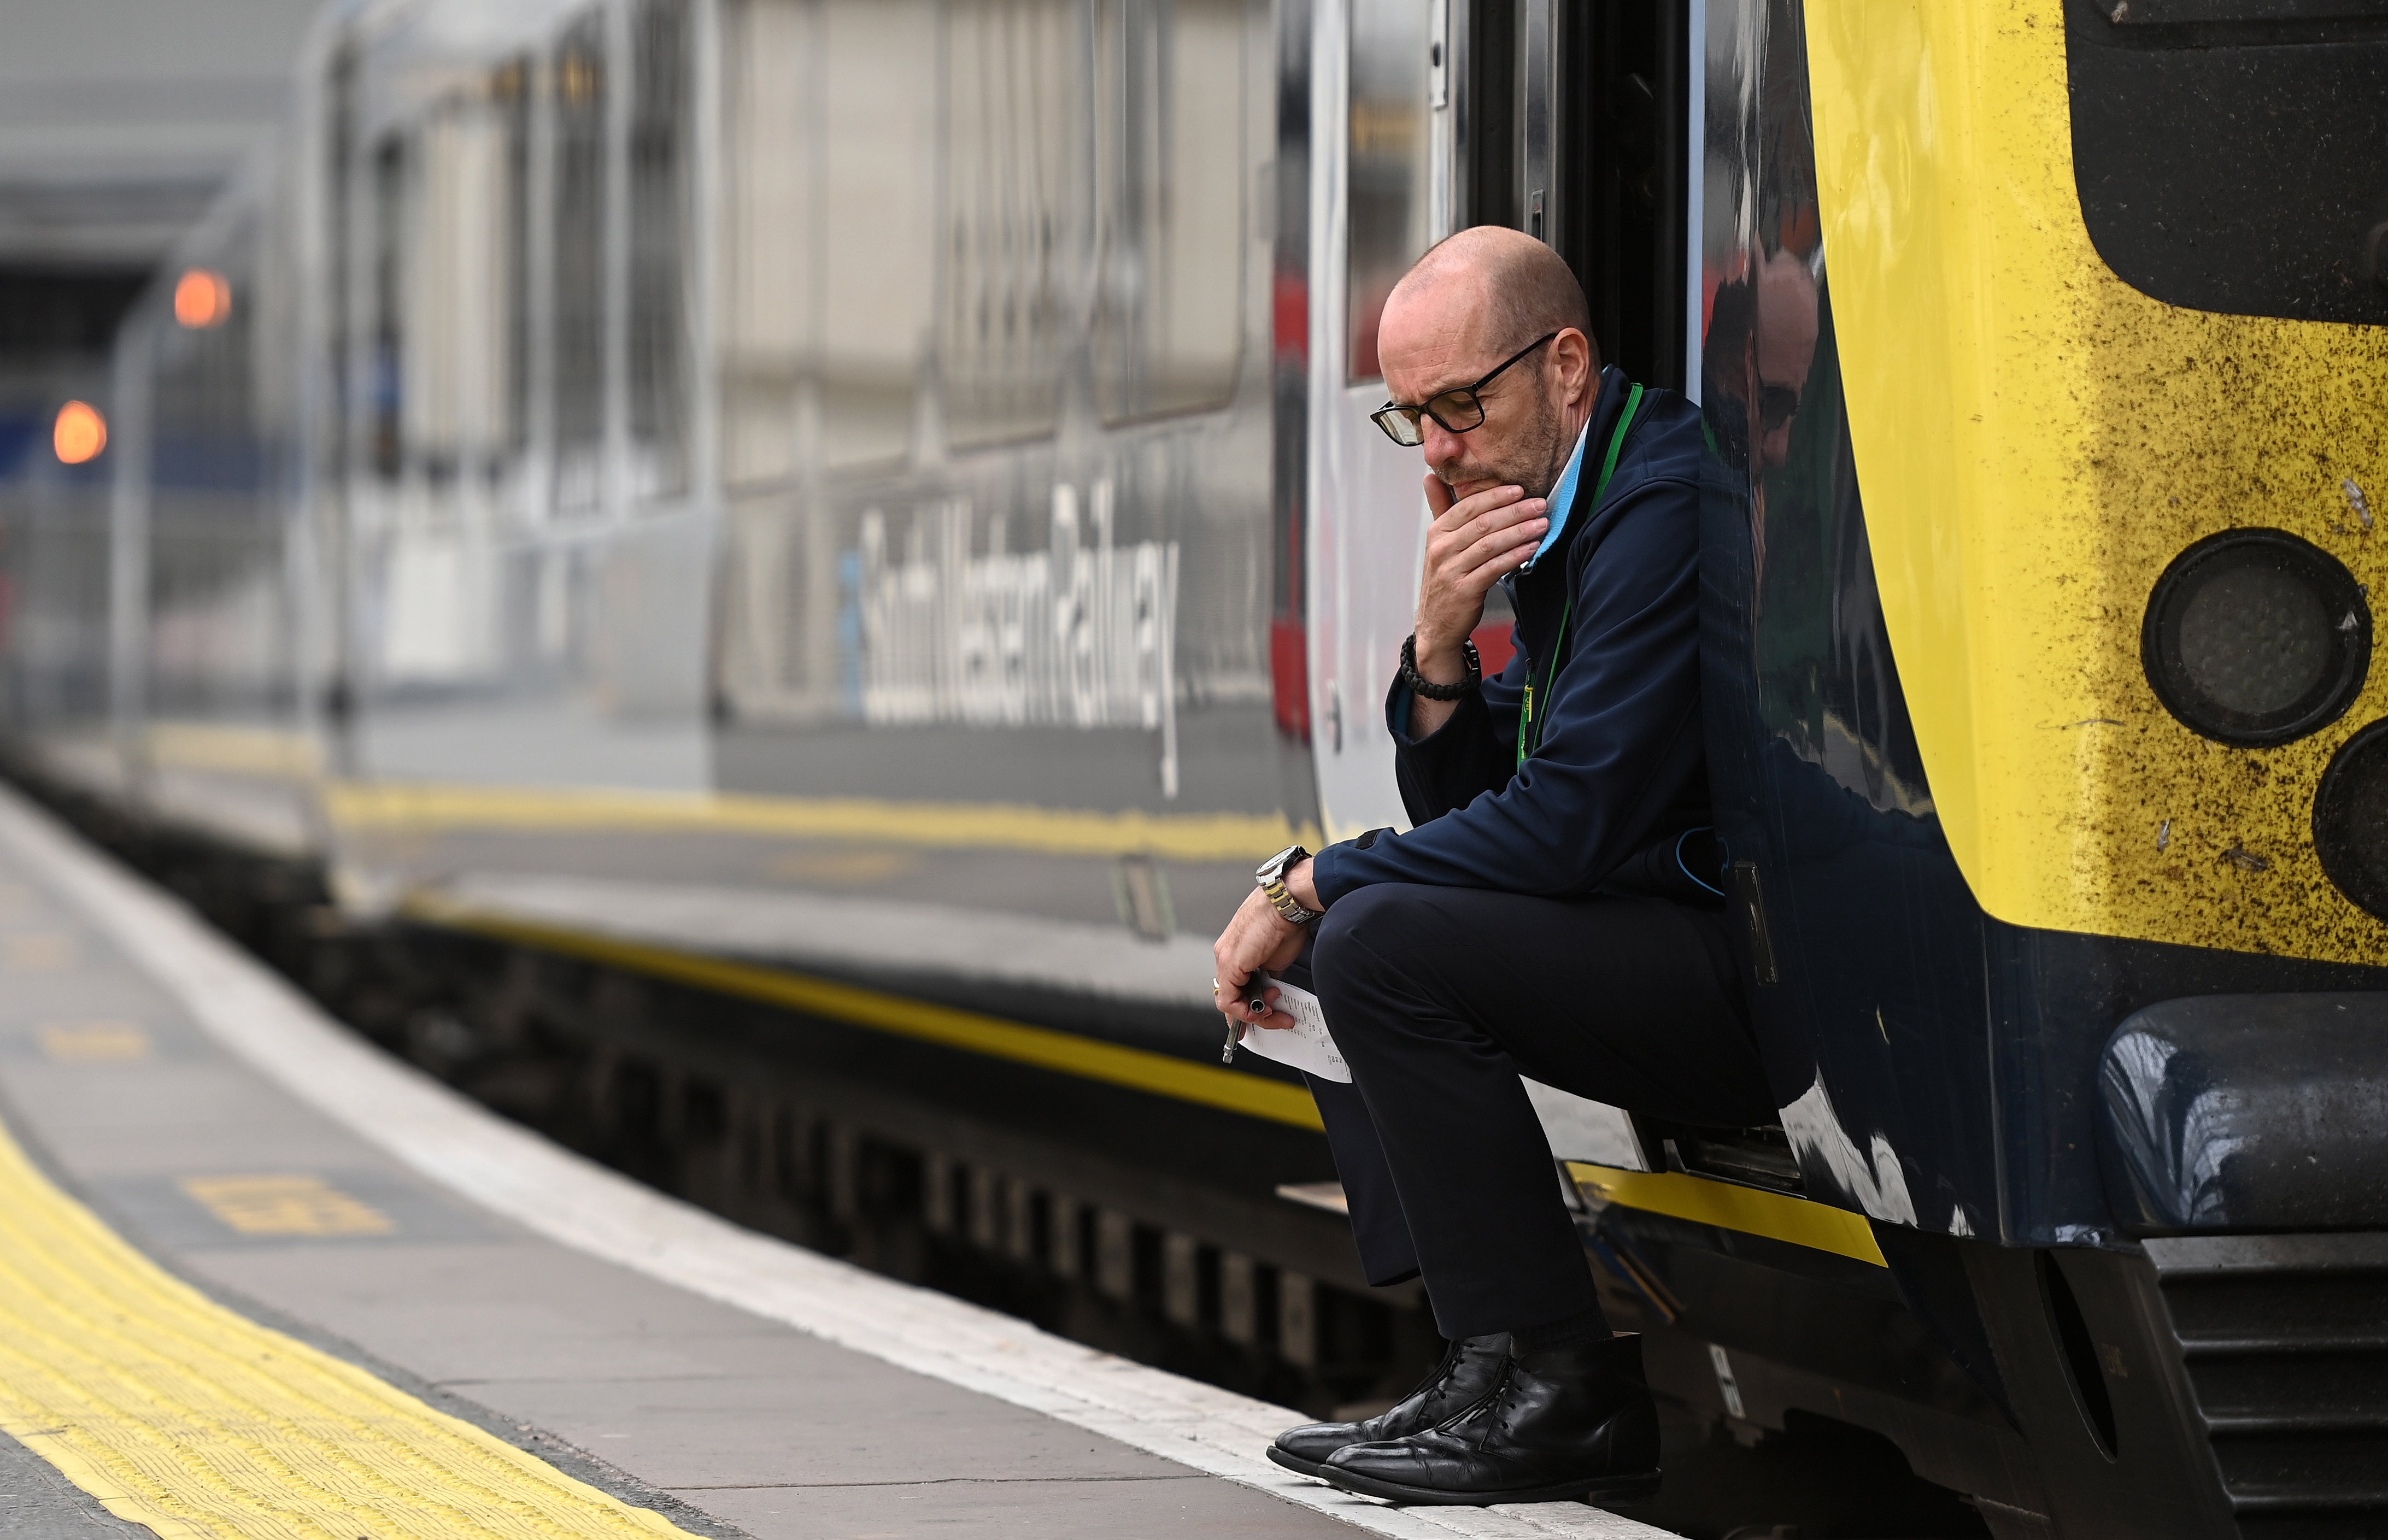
[1221,975,1273,1062]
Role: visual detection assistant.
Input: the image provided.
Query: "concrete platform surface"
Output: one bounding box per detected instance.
[0,784,1676,1540]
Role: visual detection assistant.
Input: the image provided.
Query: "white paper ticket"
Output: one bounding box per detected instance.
[1236,974,1351,1083]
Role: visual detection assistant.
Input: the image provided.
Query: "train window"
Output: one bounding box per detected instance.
[720,0,1241,479]
[369,133,406,483]
[2067,2,2388,327]
[326,44,360,488]
[150,245,280,713]
[819,0,938,469]
[718,0,938,478]
[403,100,517,490]
[499,58,533,462]
[943,0,1073,448]
[717,0,809,487]
[630,0,691,500]
[154,258,257,467]
[1091,0,1246,422]
[1347,0,1435,383]
[552,11,608,513]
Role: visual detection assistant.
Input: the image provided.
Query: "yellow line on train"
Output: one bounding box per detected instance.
[327,779,1323,864]
[0,1113,699,1540]
[1565,1162,1887,1267]
[404,894,1328,1133]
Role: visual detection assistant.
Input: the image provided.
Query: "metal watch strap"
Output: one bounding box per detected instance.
[1263,878,1316,926]
[1256,844,1319,925]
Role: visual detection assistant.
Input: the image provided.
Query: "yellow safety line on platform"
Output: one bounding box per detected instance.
[1565,1162,1887,1267]
[326,780,1322,865]
[406,895,1328,1133]
[144,723,324,779]
[179,1175,396,1237]
[0,1112,699,1539]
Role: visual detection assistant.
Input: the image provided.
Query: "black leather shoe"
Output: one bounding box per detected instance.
[1266,1333,1510,1478]
[1317,1332,1661,1505]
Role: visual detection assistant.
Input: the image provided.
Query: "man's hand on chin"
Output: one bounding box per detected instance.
[1211,859,1322,1031]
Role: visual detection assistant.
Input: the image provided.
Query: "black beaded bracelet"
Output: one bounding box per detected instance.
[1401,634,1480,701]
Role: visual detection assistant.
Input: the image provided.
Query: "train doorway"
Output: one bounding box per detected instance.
[1469,0,1693,392]
[1301,0,1699,845]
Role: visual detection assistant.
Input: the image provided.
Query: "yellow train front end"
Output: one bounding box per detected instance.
[1633,2,2388,1535]
[1820,1,2388,967]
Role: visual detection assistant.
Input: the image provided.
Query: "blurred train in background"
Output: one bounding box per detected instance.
[7,2,2388,1537]
[3,0,1551,1417]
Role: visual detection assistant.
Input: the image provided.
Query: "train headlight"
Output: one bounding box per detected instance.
[2141,530,2369,747]
[2316,720,2388,922]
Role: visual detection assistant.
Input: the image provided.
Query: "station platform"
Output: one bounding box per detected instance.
[0,783,1677,1540]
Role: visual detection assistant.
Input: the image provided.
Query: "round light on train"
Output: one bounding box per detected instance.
[2315,720,2388,921]
[2141,530,2369,747]
[173,268,232,330]
[52,401,105,465]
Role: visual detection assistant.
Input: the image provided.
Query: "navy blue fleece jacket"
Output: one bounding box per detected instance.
[1309,368,1720,907]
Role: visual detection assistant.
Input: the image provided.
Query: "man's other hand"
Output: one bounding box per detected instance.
[1212,859,1321,1030]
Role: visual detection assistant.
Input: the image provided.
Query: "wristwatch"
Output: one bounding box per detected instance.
[1255,844,1320,925]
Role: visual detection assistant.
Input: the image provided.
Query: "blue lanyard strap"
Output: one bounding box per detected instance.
[1516,383,1644,771]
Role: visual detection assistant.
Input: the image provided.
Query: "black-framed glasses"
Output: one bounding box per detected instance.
[1369,332,1558,447]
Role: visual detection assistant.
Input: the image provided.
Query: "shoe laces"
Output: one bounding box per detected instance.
[1446,1360,1525,1449]
[1401,1338,1466,1403]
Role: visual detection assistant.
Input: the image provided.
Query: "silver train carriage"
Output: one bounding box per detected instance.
[4,2,2387,1537]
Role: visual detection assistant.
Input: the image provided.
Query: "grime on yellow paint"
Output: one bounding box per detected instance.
[1808,1,2388,964]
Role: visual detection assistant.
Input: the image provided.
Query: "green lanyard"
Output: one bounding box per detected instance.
[1517,383,1644,769]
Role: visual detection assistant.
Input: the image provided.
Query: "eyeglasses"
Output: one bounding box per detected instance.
[1368,332,1559,447]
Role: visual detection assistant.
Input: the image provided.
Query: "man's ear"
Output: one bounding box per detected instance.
[1552,327,1598,399]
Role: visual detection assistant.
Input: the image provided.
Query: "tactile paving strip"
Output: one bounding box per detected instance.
[0,1111,699,1540]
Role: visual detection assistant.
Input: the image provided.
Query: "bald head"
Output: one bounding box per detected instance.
[1375,227,1600,503]
[1383,226,1594,366]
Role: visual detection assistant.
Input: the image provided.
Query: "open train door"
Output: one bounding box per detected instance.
[1300,0,1695,848]
[1299,0,1697,1166]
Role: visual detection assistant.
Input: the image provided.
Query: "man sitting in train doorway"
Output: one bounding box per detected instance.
[1210,225,1772,1506]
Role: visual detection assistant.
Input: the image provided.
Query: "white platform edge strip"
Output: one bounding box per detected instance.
[0,785,1677,1540]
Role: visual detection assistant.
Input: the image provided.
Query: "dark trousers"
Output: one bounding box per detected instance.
[1290,883,1773,1341]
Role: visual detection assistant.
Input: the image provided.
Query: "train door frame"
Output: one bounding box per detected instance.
[1293,0,1710,1176]
[1300,0,1458,843]
[1299,0,1701,848]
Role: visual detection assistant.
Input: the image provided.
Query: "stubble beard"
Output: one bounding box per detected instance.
[1438,383,1574,503]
